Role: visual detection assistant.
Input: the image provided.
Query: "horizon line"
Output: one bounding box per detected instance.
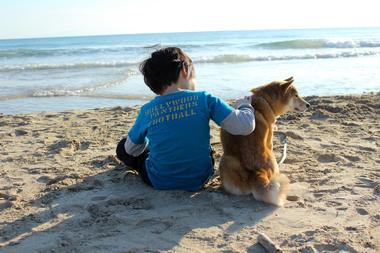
[1,26,380,41]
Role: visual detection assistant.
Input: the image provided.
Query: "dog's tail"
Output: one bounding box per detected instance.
[252,169,289,206]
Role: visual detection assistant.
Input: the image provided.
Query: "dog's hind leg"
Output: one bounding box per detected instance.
[219,155,252,195]
[252,170,289,206]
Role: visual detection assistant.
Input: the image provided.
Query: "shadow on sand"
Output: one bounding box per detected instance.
[0,157,276,252]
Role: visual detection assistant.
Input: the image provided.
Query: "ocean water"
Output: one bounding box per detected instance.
[1,28,380,114]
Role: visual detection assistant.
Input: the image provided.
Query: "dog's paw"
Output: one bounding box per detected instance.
[269,182,281,191]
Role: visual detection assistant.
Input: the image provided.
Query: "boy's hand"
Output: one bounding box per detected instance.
[234,95,253,109]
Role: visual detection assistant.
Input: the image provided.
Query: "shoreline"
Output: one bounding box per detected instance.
[0,93,379,252]
[1,91,379,116]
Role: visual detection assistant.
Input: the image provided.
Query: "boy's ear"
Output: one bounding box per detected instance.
[180,65,190,79]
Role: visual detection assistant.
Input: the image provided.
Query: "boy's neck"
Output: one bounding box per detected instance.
[161,84,182,96]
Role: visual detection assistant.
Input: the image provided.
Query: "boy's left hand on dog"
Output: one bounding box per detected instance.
[234,95,253,109]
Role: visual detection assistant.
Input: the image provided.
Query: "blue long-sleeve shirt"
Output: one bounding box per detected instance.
[126,90,254,191]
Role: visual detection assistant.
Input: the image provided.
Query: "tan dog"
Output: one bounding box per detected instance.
[219,77,309,206]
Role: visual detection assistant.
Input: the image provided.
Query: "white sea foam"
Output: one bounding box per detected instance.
[0,61,139,72]
[0,46,145,58]
[194,51,380,64]
[1,50,378,73]
[31,70,137,98]
[0,42,230,59]
[257,39,380,49]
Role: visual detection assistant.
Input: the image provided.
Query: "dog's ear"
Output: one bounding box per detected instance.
[284,76,294,82]
[281,78,294,93]
[281,80,293,88]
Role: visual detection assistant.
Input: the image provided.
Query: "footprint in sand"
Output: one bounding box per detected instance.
[343,155,361,162]
[135,218,174,234]
[310,110,329,120]
[284,131,304,140]
[374,183,380,195]
[105,197,153,210]
[48,139,80,154]
[317,153,343,163]
[37,175,53,184]
[67,179,104,192]
[91,196,108,201]
[90,155,120,169]
[318,105,343,113]
[356,207,369,215]
[79,141,92,151]
[14,129,28,136]
[86,197,153,219]
[48,139,91,156]
[355,176,376,189]
[86,203,112,218]
[0,199,12,211]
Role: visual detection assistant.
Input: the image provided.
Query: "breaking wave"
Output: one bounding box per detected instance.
[257,39,380,49]
[0,46,142,58]
[31,70,137,97]
[0,42,231,59]
[0,60,139,72]
[0,42,175,58]
[194,51,380,64]
[2,50,378,72]
[0,69,138,101]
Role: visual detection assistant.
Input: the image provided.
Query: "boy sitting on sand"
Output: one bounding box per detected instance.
[116,47,255,191]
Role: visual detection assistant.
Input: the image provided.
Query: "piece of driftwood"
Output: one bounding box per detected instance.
[286,195,299,201]
[257,232,282,253]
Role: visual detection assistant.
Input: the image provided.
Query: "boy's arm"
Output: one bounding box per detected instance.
[125,109,149,157]
[221,97,255,135]
[207,93,255,136]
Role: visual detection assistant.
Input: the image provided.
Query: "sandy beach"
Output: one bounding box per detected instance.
[0,92,379,252]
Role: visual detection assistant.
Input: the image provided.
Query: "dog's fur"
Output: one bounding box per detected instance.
[219,77,309,206]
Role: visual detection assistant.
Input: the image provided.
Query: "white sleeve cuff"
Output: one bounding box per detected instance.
[221,106,255,136]
[124,137,148,157]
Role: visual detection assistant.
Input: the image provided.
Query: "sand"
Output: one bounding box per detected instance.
[0,93,379,252]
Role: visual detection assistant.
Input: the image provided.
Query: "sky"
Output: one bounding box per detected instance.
[0,0,380,39]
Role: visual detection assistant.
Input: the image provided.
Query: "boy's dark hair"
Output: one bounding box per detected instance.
[139,47,194,94]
